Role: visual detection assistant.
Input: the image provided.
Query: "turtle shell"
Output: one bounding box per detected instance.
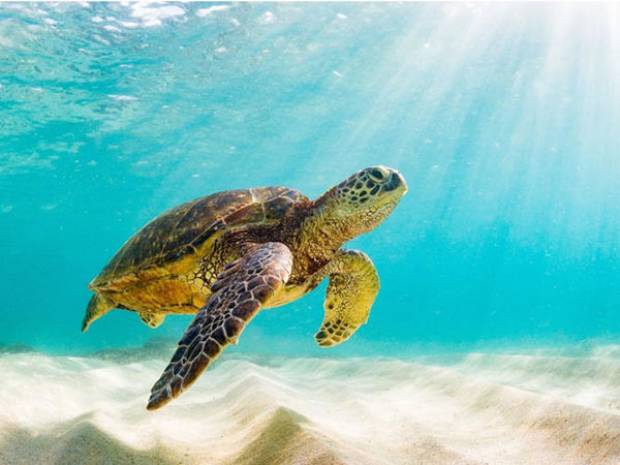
[91,187,307,290]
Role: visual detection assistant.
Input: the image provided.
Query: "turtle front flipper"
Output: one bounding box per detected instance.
[315,250,379,347]
[146,242,293,410]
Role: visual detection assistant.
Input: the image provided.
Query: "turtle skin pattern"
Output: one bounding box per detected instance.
[315,250,379,347]
[147,242,293,410]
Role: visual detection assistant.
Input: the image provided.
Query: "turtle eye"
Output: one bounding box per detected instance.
[368,166,390,183]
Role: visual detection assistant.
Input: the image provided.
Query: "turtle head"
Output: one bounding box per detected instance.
[315,166,407,239]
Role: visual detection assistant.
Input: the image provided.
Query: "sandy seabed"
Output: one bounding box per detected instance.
[1,344,620,465]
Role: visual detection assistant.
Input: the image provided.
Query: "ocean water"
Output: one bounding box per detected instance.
[2,3,620,464]
[2,1,618,354]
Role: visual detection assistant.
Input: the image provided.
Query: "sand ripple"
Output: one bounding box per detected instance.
[1,347,619,465]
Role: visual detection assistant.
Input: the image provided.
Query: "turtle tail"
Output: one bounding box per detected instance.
[82,294,114,332]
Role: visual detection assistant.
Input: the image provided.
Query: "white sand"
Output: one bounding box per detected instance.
[1,346,619,465]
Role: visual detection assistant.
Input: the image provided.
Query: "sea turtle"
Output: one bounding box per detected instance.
[84,166,407,410]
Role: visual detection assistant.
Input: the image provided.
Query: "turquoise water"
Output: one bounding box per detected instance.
[1,2,619,355]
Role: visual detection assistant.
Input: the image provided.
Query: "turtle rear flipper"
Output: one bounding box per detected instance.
[82,293,114,332]
[147,242,293,411]
[139,312,166,328]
